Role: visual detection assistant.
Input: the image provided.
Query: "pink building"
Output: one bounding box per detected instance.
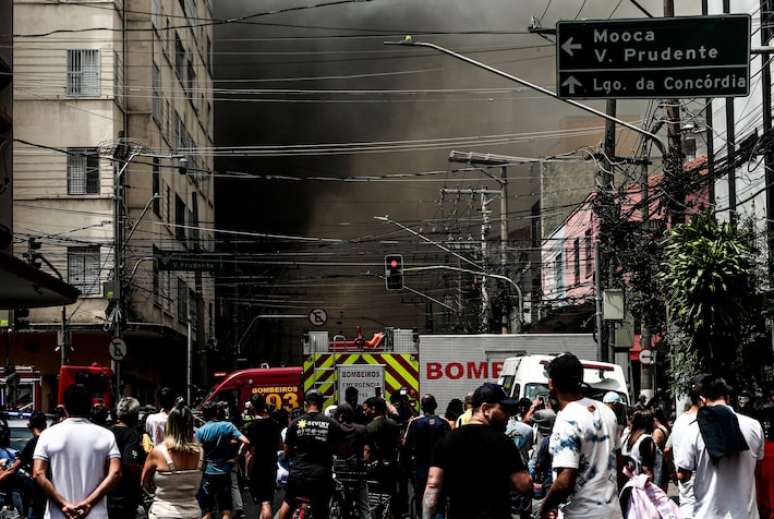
[541,156,710,310]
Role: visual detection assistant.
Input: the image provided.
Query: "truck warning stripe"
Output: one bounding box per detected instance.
[303,352,420,404]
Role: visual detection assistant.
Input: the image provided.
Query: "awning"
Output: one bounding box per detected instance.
[0,253,80,308]
[630,333,663,361]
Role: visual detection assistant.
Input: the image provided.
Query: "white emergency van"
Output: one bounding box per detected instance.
[497,354,629,404]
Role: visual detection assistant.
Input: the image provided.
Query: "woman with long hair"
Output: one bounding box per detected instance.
[619,410,677,518]
[141,402,203,519]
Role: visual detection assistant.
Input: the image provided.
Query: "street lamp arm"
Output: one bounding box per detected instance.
[384,39,667,159]
[403,265,523,324]
[373,215,482,270]
[123,194,160,250]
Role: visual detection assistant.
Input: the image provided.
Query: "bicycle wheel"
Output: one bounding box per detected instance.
[328,495,343,519]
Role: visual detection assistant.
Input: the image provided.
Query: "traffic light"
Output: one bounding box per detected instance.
[384,254,404,291]
[23,238,42,269]
[13,308,29,330]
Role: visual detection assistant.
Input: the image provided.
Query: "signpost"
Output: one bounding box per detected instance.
[109,337,127,362]
[556,15,751,99]
[337,364,384,404]
[639,349,655,366]
[308,308,328,327]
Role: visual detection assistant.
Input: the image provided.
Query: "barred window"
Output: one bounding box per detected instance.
[153,247,161,306]
[554,252,564,290]
[177,278,188,324]
[152,158,161,215]
[67,246,101,295]
[113,51,123,103]
[67,49,100,97]
[152,63,161,122]
[175,33,185,83]
[186,59,195,98]
[67,147,99,195]
[175,194,186,243]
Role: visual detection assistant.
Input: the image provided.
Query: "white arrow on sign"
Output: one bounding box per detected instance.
[561,76,583,94]
[561,37,583,56]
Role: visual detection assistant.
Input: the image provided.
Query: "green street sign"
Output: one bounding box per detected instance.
[556,15,751,99]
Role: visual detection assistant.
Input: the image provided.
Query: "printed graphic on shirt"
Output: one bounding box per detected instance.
[295,418,331,441]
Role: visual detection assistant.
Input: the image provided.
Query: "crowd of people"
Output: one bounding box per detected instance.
[0,353,772,519]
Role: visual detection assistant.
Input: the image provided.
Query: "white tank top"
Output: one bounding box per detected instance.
[149,444,203,519]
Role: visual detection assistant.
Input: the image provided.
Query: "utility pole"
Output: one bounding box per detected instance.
[703,0,716,205]
[480,191,491,331]
[600,99,617,364]
[760,0,774,278]
[594,241,605,362]
[640,136,654,399]
[441,188,498,332]
[722,0,737,224]
[447,151,525,332]
[186,304,193,404]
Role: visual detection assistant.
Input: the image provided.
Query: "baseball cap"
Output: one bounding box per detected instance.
[471,382,519,409]
[532,409,556,434]
[603,391,623,404]
[305,389,324,407]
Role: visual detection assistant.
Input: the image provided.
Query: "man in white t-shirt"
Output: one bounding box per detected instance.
[33,384,121,519]
[145,387,176,446]
[675,375,764,519]
[666,380,701,519]
[540,353,623,519]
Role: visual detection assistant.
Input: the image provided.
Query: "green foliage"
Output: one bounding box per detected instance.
[660,212,768,390]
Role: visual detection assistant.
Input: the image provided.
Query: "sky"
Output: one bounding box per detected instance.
[212,0,702,363]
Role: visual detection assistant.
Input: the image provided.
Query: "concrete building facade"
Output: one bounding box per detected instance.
[11,0,215,408]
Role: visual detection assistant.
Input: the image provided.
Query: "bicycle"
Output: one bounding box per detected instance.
[330,458,368,519]
[291,496,313,519]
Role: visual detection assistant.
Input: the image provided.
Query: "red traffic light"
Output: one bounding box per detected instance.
[390,259,399,268]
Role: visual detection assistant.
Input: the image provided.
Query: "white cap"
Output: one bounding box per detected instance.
[603,391,622,404]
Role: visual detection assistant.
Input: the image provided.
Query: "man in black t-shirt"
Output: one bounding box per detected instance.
[19,412,47,519]
[404,394,451,516]
[424,383,532,519]
[245,394,282,519]
[278,390,340,519]
[107,397,145,519]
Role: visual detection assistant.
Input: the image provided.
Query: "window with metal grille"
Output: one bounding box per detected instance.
[152,158,160,215]
[189,288,198,334]
[186,59,195,98]
[554,252,564,290]
[67,246,100,295]
[584,229,592,278]
[153,246,161,306]
[67,49,100,97]
[165,184,171,224]
[175,112,184,151]
[177,278,188,324]
[113,51,122,103]
[67,147,99,195]
[163,271,171,309]
[190,192,199,246]
[573,238,581,286]
[175,33,185,83]
[152,63,161,122]
[175,194,186,242]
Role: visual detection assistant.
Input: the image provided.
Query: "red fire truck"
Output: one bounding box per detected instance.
[57,364,113,409]
[201,366,303,414]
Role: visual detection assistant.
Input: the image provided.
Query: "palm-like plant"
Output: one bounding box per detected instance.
[660,212,758,379]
